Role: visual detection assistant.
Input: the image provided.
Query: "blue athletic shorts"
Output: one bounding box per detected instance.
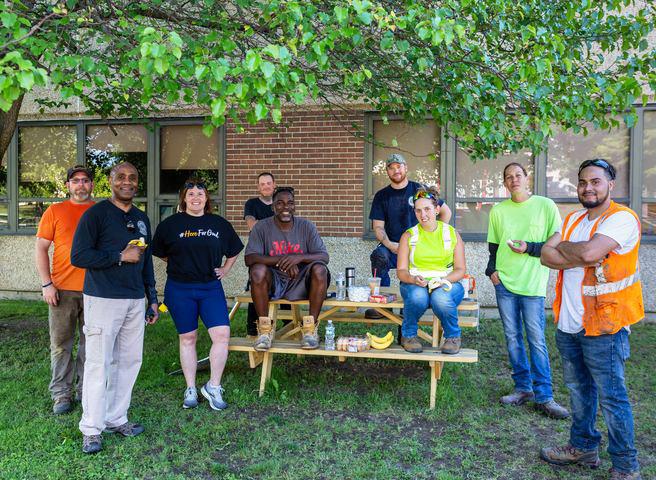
[164,279,230,334]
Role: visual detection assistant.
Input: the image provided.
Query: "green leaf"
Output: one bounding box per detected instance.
[194,64,207,80]
[334,6,348,25]
[211,97,226,117]
[254,101,268,120]
[16,71,34,90]
[271,108,282,123]
[1,12,18,28]
[169,31,183,47]
[260,61,275,79]
[244,50,261,72]
[202,123,214,138]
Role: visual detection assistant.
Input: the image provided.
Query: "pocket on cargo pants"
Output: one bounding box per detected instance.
[82,326,103,364]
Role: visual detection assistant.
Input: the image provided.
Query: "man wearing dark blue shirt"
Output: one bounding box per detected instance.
[71,162,158,454]
[367,154,451,319]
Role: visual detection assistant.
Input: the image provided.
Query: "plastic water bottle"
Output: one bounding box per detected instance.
[335,272,346,301]
[325,320,336,350]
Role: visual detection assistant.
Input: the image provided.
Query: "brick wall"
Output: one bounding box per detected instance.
[225,108,365,237]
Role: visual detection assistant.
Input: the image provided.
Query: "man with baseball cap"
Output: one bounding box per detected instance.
[35,165,95,414]
[366,153,451,320]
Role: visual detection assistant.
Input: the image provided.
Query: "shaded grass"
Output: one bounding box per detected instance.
[0,299,654,479]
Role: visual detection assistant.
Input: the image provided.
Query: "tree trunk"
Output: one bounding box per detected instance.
[0,96,23,165]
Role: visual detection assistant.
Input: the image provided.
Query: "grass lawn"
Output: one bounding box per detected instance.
[0,299,654,480]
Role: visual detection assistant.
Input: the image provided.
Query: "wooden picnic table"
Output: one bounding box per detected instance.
[226,287,479,409]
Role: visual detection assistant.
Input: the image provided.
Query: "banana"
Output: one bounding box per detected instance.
[367,331,393,344]
[367,333,394,350]
[129,237,147,248]
[366,331,394,349]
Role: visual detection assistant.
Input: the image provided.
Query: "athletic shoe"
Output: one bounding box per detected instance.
[201,382,227,411]
[183,386,198,409]
[82,434,102,454]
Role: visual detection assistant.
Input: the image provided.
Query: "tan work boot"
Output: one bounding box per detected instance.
[300,316,319,349]
[539,444,601,468]
[441,337,461,354]
[254,316,275,351]
[401,336,423,353]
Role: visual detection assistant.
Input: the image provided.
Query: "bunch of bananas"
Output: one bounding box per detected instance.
[128,237,147,248]
[366,331,394,350]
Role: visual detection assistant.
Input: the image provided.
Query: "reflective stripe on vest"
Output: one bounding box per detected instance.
[408,222,452,271]
[582,271,640,296]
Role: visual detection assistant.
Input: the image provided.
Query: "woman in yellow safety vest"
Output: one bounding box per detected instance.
[396,187,467,354]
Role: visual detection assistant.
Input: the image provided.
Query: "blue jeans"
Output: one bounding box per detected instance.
[400,282,464,339]
[370,244,397,287]
[495,281,553,403]
[556,328,638,474]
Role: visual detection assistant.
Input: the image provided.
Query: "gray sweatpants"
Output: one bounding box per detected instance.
[79,295,145,436]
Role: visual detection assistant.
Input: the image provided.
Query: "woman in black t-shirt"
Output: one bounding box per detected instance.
[152,178,243,411]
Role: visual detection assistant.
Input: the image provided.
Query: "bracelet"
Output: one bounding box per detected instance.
[41,281,53,288]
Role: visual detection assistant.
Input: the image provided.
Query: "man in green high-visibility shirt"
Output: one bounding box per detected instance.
[487,162,569,419]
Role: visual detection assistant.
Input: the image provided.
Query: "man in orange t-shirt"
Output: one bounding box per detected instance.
[35,165,94,414]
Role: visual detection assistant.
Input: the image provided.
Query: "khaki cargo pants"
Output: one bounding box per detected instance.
[79,295,145,436]
[48,290,85,402]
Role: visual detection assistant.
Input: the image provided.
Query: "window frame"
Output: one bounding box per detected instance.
[363,112,447,239]
[364,107,655,243]
[1,117,225,234]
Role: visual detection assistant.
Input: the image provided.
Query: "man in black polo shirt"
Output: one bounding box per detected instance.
[71,162,158,454]
[367,154,451,319]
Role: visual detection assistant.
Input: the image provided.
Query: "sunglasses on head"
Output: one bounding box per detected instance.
[184,182,207,190]
[413,190,435,202]
[578,159,615,180]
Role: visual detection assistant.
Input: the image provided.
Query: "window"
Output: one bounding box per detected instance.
[0,118,225,233]
[642,111,656,235]
[86,124,148,198]
[18,125,77,229]
[455,149,534,234]
[160,125,220,194]
[547,123,630,220]
[366,116,441,234]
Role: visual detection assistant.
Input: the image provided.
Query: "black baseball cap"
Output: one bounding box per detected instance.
[66,165,94,182]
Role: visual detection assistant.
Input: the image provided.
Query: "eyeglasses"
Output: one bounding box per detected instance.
[413,190,435,202]
[69,178,91,185]
[184,182,207,190]
[579,159,615,180]
[124,215,135,233]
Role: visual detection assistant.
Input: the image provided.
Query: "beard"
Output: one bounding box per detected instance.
[579,188,609,209]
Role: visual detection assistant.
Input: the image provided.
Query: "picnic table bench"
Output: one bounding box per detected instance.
[226,287,479,409]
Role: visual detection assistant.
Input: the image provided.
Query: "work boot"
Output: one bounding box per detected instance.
[300,316,319,349]
[536,400,570,419]
[540,444,601,468]
[105,421,145,437]
[401,336,423,353]
[53,397,73,415]
[441,337,461,354]
[364,308,384,319]
[609,468,642,480]
[82,434,102,454]
[254,316,275,351]
[500,390,535,406]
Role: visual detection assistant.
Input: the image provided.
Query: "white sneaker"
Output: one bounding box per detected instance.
[200,382,227,410]
[183,387,198,409]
